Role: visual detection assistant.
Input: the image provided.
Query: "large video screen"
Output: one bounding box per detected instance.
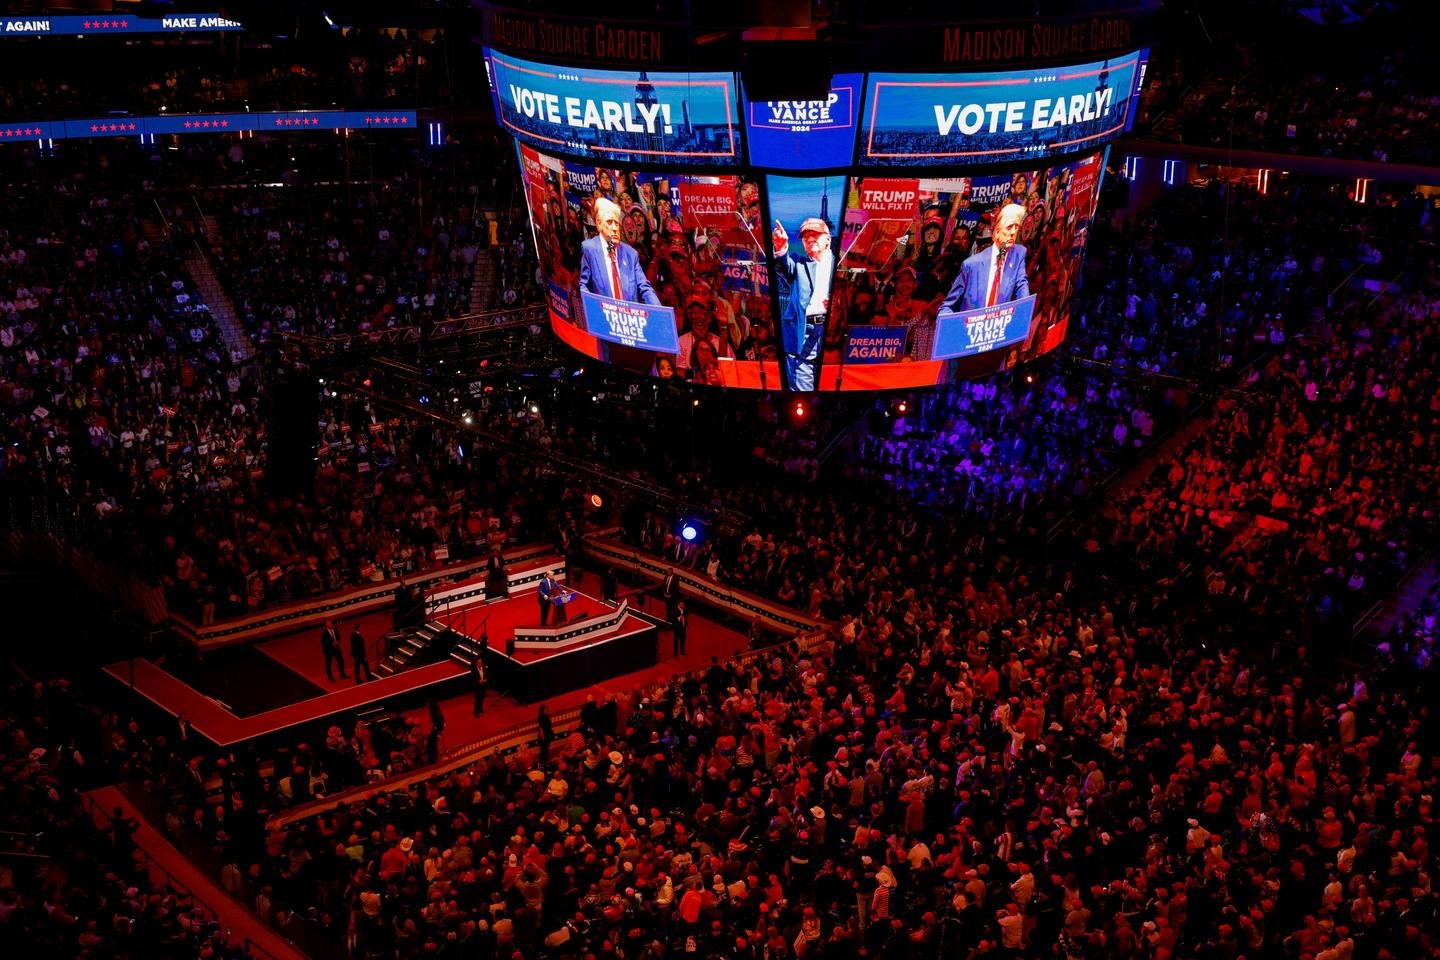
[823,151,1106,389]
[861,52,1143,167]
[494,42,1131,390]
[742,73,863,170]
[487,49,743,167]
[519,143,782,388]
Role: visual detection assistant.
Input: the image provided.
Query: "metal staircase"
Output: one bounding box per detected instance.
[143,201,253,363]
[469,252,497,313]
[448,627,492,667]
[184,251,254,363]
[374,620,457,677]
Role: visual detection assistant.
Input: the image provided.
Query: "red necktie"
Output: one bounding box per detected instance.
[986,247,1006,308]
[608,244,623,300]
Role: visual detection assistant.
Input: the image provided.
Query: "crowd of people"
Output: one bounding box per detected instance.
[0,134,556,621]
[1141,6,1440,165]
[203,177,480,342]
[0,26,464,121]
[0,671,260,959]
[3,23,1440,957]
[119,433,1440,960]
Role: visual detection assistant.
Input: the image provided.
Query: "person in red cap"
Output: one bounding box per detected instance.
[771,214,834,391]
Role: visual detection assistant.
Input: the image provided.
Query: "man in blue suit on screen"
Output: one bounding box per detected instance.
[940,202,1031,314]
[771,215,834,392]
[579,197,660,308]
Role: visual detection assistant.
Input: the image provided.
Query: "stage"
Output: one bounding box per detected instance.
[480,598,659,703]
[105,581,658,746]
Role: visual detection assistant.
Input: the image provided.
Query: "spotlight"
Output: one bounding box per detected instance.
[587,493,604,510]
[462,414,473,425]
[793,400,807,418]
[896,401,908,414]
[680,523,700,543]
[418,394,430,405]
[692,399,700,407]
[529,404,539,414]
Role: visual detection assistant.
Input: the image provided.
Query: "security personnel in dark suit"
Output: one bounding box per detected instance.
[662,568,681,621]
[672,599,688,657]
[471,655,488,715]
[320,619,346,681]
[350,624,372,683]
[486,547,509,598]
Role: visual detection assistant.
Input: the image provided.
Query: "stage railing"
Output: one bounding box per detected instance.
[583,534,827,636]
[265,623,831,830]
[112,785,345,960]
[84,794,284,960]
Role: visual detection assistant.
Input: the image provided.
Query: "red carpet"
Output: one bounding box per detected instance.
[105,584,661,747]
[104,656,468,746]
[267,573,754,823]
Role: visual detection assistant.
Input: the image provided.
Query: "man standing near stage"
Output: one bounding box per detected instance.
[538,570,558,625]
[537,704,554,767]
[672,599,688,657]
[350,623,373,683]
[471,654,488,715]
[486,546,508,598]
[320,619,346,682]
[662,567,681,621]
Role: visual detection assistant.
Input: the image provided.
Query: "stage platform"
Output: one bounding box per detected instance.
[104,584,656,746]
[479,599,658,703]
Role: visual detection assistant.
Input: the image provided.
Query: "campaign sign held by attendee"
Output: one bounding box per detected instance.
[581,291,679,353]
[933,294,1035,359]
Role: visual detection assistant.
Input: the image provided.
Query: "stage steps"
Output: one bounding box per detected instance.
[449,632,491,667]
[469,251,496,312]
[375,620,457,677]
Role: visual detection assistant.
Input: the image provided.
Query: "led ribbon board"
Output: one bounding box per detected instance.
[486,48,742,167]
[0,111,417,142]
[861,51,1144,167]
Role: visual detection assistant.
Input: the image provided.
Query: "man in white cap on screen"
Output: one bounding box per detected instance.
[940,202,1031,314]
[771,215,834,391]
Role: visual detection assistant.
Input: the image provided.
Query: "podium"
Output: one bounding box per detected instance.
[550,589,578,624]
